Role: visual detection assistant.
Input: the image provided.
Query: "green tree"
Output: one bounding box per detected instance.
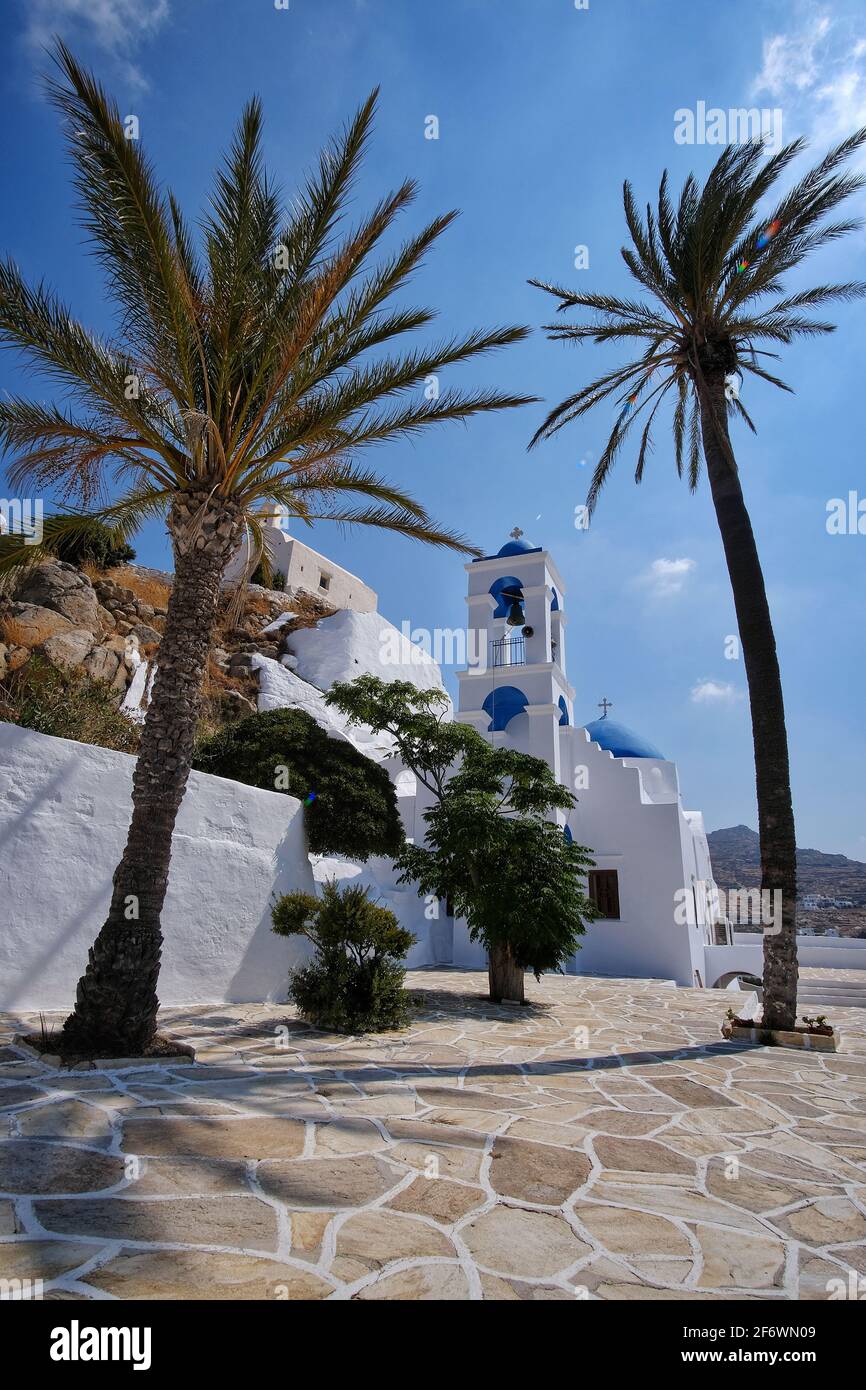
[43,512,136,569]
[272,881,416,1032]
[0,46,534,1054]
[529,132,866,1030]
[327,676,596,1002]
[194,707,404,861]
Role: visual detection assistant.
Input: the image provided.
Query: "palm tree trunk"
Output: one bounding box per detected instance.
[61,491,242,1055]
[488,941,525,1003]
[696,371,798,1030]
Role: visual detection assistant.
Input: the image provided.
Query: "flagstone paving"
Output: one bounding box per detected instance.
[1,969,865,1301]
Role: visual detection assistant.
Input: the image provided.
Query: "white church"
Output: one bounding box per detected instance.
[380,530,731,988]
[1,524,748,1014]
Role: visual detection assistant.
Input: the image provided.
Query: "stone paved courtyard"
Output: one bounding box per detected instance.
[2,969,866,1301]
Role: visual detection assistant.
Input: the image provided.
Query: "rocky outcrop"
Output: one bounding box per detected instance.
[14,563,100,630]
[0,560,343,735]
[0,562,162,696]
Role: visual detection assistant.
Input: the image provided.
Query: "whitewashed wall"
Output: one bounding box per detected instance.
[0,723,317,1011]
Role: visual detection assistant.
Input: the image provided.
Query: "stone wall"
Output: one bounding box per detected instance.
[0,723,317,1011]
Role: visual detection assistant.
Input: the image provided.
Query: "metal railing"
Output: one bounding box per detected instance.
[490,635,526,667]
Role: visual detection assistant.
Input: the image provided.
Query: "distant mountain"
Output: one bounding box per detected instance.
[707,825,866,920]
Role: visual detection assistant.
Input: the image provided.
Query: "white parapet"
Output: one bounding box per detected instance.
[0,723,317,1011]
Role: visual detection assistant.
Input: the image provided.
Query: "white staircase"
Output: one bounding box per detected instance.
[796,977,866,1011]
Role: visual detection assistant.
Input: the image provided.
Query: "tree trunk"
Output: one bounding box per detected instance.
[696,372,798,1030]
[488,940,525,1004]
[61,490,243,1055]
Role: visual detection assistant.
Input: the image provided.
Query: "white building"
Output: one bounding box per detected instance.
[224,507,377,613]
[395,532,731,987]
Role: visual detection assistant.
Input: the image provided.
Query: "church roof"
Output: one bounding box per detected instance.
[496,536,539,557]
[583,718,665,760]
[472,535,542,562]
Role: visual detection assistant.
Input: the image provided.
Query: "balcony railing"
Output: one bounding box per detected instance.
[490,635,526,668]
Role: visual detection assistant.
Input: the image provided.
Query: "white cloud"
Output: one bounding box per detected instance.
[752,14,832,99]
[23,0,170,92]
[752,8,866,158]
[690,680,744,705]
[638,556,696,598]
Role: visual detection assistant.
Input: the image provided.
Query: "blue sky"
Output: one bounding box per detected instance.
[2,0,865,856]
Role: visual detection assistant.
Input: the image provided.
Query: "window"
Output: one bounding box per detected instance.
[588,869,620,920]
[319,572,331,592]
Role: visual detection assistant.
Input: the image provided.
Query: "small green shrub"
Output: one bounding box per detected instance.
[44,515,136,570]
[272,881,416,1033]
[250,561,285,591]
[194,707,404,861]
[0,655,139,753]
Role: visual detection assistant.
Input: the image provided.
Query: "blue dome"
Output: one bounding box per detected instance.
[583,718,665,760]
[496,537,538,557]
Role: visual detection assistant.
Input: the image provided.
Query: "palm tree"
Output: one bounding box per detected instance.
[0,43,535,1055]
[529,132,866,1031]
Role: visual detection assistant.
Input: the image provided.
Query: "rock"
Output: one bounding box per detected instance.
[574,1203,692,1256]
[135,602,156,620]
[229,652,253,670]
[34,1195,279,1252]
[354,1265,470,1300]
[256,1154,400,1208]
[86,1248,330,1300]
[488,1136,592,1205]
[0,643,6,678]
[0,1139,123,1193]
[122,1114,306,1161]
[387,1177,486,1223]
[333,1210,454,1279]
[223,690,257,714]
[82,645,122,684]
[6,645,29,672]
[115,620,133,636]
[96,604,116,631]
[5,602,76,645]
[40,628,96,672]
[131,623,161,645]
[462,1206,591,1279]
[14,561,99,629]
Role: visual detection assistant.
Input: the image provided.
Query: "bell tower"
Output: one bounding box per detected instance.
[455,532,574,783]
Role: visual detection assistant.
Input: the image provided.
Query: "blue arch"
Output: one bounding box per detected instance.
[489,575,524,619]
[482,686,528,733]
[563,825,573,844]
[551,587,559,612]
[558,695,570,726]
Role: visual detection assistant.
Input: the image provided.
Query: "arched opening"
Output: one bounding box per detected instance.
[489,575,524,619]
[395,770,417,798]
[558,695,570,726]
[482,685,529,732]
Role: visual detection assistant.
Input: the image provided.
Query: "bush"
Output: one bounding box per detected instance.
[193,707,404,860]
[272,881,416,1032]
[44,516,136,570]
[250,561,286,591]
[0,655,139,753]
